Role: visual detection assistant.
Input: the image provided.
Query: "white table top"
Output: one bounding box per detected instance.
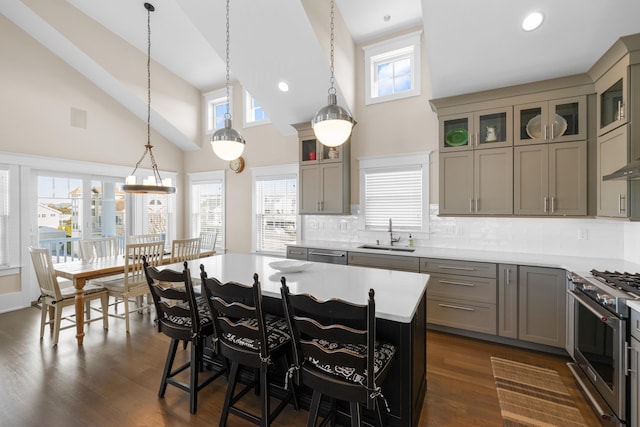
[163,253,429,323]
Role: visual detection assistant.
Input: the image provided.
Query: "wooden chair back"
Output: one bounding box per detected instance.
[29,246,63,301]
[124,241,164,294]
[199,231,218,251]
[80,236,118,260]
[170,237,201,263]
[200,268,269,359]
[143,260,200,338]
[127,233,163,244]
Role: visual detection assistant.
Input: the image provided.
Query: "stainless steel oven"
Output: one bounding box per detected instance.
[568,275,633,426]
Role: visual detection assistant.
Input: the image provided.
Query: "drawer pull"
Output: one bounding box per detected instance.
[308,251,345,257]
[437,265,475,271]
[440,280,475,287]
[438,303,475,312]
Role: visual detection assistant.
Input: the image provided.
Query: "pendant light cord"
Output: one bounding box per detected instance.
[328,0,336,95]
[224,0,231,119]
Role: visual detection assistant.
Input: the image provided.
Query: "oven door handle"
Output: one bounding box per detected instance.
[567,289,620,326]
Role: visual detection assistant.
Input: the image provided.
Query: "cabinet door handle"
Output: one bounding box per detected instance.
[544,196,548,213]
[543,124,548,141]
[551,196,555,213]
[619,194,625,214]
[505,268,511,284]
[438,303,475,312]
[470,198,474,213]
[475,198,478,212]
[551,123,555,141]
[438,265,475,271]
[440,280,476,287]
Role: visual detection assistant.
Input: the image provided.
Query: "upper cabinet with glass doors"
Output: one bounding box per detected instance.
[514,96,587,145]
[595,58,628,136]
[440,106,513,152]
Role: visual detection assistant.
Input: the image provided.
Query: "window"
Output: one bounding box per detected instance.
[189,171,225,248]
[243,90,270,127]
[363,30,422,105]
[204,87,233,135]
[359,153,430,232]
[252,165,298,255]
[0,165,18,268]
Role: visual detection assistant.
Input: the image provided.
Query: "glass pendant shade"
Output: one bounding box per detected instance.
[211,118,246,161]
[312,93,355,147]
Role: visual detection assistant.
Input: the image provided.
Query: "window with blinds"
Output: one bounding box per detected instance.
[189,172,224,248]
[0,168,8,266]
[363,165,423,230]
[254,174,297,255]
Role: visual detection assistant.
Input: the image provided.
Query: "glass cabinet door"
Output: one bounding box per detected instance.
[514,102,549,145]
[319,144,343,163]
[300,138,318,164]
[474,107,512,149]
[440,113,472,151]
[549,96,587,143]
[595,58,628,136]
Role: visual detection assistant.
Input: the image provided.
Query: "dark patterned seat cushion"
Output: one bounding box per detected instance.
[306,340,396,385]
[164,295,212,328]
[222,313,290,352]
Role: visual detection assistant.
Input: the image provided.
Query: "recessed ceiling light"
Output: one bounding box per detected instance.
[522,12,544,31]
[278,81,289,92]
[383,15,391,22]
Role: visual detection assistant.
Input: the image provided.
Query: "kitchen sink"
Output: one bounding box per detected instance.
[358,244,415,253]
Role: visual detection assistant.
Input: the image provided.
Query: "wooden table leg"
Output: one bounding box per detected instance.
[74,278,87,346]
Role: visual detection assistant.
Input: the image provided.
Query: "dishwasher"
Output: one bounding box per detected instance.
[307,248,348,265]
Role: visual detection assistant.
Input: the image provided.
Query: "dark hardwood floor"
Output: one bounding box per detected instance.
[0,304,602,426]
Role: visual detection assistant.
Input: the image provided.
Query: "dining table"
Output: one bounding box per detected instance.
[52,249,216,346]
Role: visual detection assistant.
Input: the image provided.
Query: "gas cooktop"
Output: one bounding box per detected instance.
[591,270,640,295]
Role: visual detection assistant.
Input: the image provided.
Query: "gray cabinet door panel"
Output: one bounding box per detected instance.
[300,165,320,214]
[474,147,513,214]
[514,145,548,215]
[498,264,518,339]
[597,125,629,217]
[427,273,496,304]
[427,296,496,335]
[439,151,474,214]
[549,141,587,215]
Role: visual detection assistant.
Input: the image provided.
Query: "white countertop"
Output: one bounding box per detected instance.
[166,253,429,324]
[289,240,640,279]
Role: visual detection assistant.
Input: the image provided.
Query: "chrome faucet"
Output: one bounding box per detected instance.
[389,218,400,246]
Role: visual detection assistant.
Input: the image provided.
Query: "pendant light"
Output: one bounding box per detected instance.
[211,0,246,161]
[311,0,355,148]
[123,2,175,195]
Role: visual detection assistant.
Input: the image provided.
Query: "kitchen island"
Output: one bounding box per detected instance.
[165,253,429,427]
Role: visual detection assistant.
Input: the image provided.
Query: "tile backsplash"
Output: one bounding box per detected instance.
[301,204,639,262]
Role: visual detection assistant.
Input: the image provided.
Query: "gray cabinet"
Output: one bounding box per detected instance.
[440,106,513,152]
[294,122,350,215]
[518,266,566,348]
[347,252,419,272]
[514,96,587,145]
[597,125,628,217]
[422,258,498,335]
[439,147,513,215]
[514,141,587,215]
[286,246,308,261]
[631,309,640,427]
[498,264,518,339]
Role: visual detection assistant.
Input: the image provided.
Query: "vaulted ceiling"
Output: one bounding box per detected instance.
[2,0,640,151]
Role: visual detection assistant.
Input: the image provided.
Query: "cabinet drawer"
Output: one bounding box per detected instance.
[427,273,496,304]
[348,252,420,272]
[421,258,496,278]
[286,246,308,260]
[632,309,640,341]
[427,297,496,335]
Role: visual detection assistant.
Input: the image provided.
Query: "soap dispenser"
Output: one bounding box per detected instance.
[408,234,414,247]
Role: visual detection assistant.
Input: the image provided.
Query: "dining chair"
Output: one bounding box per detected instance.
[79,236,119,260]
[170,237,202,264]
[143,259,225,414]
[101,241,164,333]
[200,267,297,427]
[29,246,108,346]
[127,233,163,244]
[280,278,396,427]
[199,231,218,252]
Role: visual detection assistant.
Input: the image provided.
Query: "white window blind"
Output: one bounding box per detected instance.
[364,165,422,230]
[254,174,297,255]
[191,179,224,244]
[0,169,8,266]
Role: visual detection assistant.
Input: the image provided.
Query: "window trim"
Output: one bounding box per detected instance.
[358,152,430,233]
[0,164,19,270]
[203,87,233,135]
[251,164,298,255]
[188,170,226,250]
[243,90,271,128]
[363,30,422,105]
